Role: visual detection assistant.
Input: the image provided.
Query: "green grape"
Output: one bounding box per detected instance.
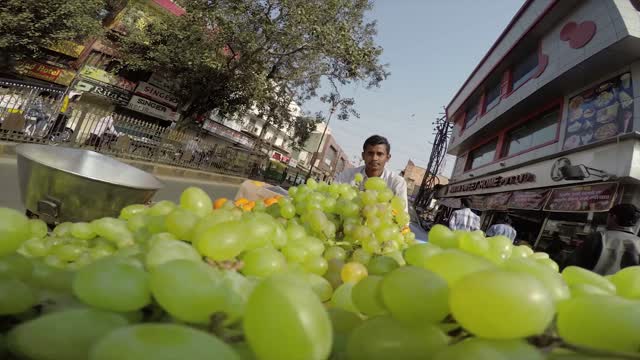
[324,259,344,289]
[288,186,299,197]
[146,215,168,234]
[433,338,544,360]
[232,342,258,360]
[364,177,387,191]
[341,262,368,283]
[557,295,640,352]
[119,204,147,220]
[217,270,255,326]
[324,246,347,261]
[367,255,400,275]
[537,258,559,272]
[530,252,549,260]
[28,219,48,239]
[403,243,442,267]
[381,266,448,324]
[503,258,570,302]
[422,249,493,286]
[8,308,128,360]
[303,256,329,275]
[352,275,386,316]
[146,232,177,248]
[511,245,534,258]
[241,247,287,277]
[374,224,400,243]
[146,238,201,268]
[244,274,332,360]
[242,213,277,250]
[148,200,176,216]
[306,236,325,257]
[354,173,364,183]
[70,222,96,240]
[165,208,198,241]
[331,282,358,312]
[321,197,337,213]
[52,244,83,261]
[306,178,319,189]
[377,188,394,203]
[280,204,296,219]
[91,218,134,248]
[192,210,237,239]
[352,225,373,242]
[271,223,287,248]
[390,196,406,213]
[89,323,239,360]
[0,254,32,280]
[450,270,554,339]
[29,261,73,292]
[428,224,457,248]
[569,283,611,297]
[485,236,513,263]
[395,211,411,226]
[458,231,489,256]
[562,266,616,294]
[53,222,73,237]
[22,238,49,257]
[282,243,310,263]
[195,220,246,261]
[347,316,448,360]
[307,209,329,233]
[126,213,149,233]
[44,254,65,268]
[73,257,150,312]
[149,260,225,324]
[0,277,36,315]
[362,204,378,219]
[361,237,381,253]
[361,190,379,205]
[351,248,372,265]
[328,308,362,359]
[286,222,306,242]
[337,199,360,217]
[307,273,333,302]
[0,208,31,256]
[609,266,640,299]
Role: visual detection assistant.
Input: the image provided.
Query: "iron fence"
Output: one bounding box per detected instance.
[0,79,264,177]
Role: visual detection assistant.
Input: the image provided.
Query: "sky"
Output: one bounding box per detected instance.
[304,0,526,176]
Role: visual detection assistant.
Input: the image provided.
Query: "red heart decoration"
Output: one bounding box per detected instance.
[560,21,597,49]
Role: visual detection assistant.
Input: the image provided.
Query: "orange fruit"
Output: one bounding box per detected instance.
[214,198,228,209]
[264,197,278,207]
[401,226,411,235]
[242,201,256,212]
[235,198,249,207]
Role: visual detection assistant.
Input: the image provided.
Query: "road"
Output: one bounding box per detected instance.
[0,157,239,211]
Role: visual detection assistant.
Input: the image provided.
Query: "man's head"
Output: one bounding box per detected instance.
[495,213,512,225]
[362,135,391,176]
[460,197,472,208]
[608,203,640,227]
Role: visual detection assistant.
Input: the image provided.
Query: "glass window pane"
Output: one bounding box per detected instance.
[504,109,559,156]
[512,52,539,89]
[468,140,497,169]
[464,100,480,129]
[484,82,501,111]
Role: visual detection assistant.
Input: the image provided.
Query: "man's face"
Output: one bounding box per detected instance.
[362,144,391,173]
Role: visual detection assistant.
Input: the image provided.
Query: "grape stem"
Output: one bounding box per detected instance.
[559,343,640,359]
[205,258,244,271]
[208,313,245,343]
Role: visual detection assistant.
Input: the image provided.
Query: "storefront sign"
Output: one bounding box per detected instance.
[448,172,536,194]
[46,40,85,58]
[563,73,633,150]
[469,195,486,210]
[15,61,76,86]
[127,95,179,121]
[289,159,299,168]
[148,73,174,92]
[544,182,618,212]
[508,189,550,210]
[135,81,179,108]
[202,120,255,148]
[74,80,131,106]
[79,66,136,92]
[484,192,512,210]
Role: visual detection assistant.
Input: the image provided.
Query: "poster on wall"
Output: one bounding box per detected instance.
[563,73,633,150]
[543,182,618,212]
[484,192,512,210]
[508,189,550,210]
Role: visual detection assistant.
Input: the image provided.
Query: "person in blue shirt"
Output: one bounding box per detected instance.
[486,213,517,242]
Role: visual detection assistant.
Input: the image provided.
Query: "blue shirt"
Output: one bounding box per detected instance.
[486,224,517,242]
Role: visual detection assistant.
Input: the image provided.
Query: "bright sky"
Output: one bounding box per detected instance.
[304,0,525,176]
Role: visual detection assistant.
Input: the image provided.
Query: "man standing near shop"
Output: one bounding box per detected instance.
[335,135,408,212]
[449,198,481,232]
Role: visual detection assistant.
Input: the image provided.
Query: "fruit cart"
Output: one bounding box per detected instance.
[15,144,163,224]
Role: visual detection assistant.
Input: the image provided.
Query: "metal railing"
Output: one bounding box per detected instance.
[0,79,264,177]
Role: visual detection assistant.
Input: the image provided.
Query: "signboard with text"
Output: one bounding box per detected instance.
[508,189,550,210]
[127,95,179,122]
[135,81,179,108]
[74,80,131,106]
[79,66,136,92]
[202,120,255,148]
[544,182,618,212]
[15,61,75,86]
[448,172,535,194]
[484,192,512,210]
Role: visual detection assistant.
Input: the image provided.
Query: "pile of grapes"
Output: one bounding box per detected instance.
[0,177,638,360]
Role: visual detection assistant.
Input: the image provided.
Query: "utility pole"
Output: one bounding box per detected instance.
[305,107,335,180]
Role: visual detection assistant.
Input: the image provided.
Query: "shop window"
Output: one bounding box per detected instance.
[466,139,498,170]
[484,81,501,113]
[511,51,539,90]
[503,108,560,157]
[464,99,480,129]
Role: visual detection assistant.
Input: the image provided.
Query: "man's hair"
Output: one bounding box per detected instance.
[460,197,472,208]
[495,213,512,225]
[610,203,640,227]
[363,135,390,154]
[38,90,51,97]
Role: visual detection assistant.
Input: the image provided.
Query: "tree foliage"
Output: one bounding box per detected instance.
[114,0,388,146]
[0,0,107,68]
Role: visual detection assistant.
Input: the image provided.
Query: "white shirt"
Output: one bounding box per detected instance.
[91,114,116,136]
[335,165,408,212]
[449,208,481,232]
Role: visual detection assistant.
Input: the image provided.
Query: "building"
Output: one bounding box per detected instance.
[402,160,449,199]
[435,0,640,258]
[302,122,352,182]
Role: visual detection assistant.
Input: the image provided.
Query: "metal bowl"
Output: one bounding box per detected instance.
[16,144,163,223]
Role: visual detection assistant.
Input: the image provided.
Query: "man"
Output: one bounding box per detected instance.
[449,198,480,232]
[335,135,408,211]
[486,213,517,242]
[572,203,640,275]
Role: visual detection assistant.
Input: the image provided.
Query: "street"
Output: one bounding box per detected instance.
[0,157,239,211]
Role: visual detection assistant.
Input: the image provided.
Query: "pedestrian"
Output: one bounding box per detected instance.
[486,213,517,241]
[85,112,118,148]
[448,197,480,232]
[24,91,52,137]
[571,203,640,275]
[335,134,408,212]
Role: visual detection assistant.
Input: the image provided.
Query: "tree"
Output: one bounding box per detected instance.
[0,0,107,70]
[114,0,388,146]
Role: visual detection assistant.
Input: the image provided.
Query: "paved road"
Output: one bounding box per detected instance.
[0,157,239,211]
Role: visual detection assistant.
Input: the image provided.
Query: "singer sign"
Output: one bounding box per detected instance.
[135,82,179,108]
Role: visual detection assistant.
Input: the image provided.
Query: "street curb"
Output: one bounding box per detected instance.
[0,141,247,185]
